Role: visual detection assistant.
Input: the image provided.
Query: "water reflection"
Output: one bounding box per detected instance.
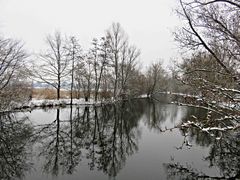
[144,99,186,131]
[33,100,146,177]
[33,108,82,176]
[206,131,240,179]
[165,123,240,179]
[0,113,33,180]
[0,99,240,179]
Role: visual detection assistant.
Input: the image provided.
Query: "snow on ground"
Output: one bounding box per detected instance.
[1,94,150,113]
[28,98,103,107]
[0,98,118,113]
[8,98,109,111]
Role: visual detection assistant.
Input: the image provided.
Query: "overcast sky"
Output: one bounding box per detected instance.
[0,0,181,68]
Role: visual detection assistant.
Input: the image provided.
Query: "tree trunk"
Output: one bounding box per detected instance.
[57,84,60,100]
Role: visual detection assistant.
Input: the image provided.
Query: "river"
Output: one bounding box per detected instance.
[1,98,239,179]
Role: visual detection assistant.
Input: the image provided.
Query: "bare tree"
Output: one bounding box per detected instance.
[0,37,27,90]
[75,54,93,102]
[175,0,240,128]
[0,36,29,110]
[35,31,69,100]
[179,51,235,96]
[97,37,111,100]
[65,36,82,105]
[146,61,167,97]
[176,0,240,83]
[88,37,111,101]
[89,38,99,101]
[119,44,140,97]
[105,22,141,99]
[106,23,128,99]
[125,67,146,97]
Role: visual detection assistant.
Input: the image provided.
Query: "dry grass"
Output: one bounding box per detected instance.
[32,88,72,99]
[32,88,112,100]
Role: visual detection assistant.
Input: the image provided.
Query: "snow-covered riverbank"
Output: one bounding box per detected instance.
[17,98,108,109]
[0,98,110,113]
[6,95,148,112]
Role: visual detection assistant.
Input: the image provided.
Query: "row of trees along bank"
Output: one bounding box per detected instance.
[0,23,180,111]
[30,23,174,102]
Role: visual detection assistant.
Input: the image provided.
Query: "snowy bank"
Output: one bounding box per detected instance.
[9,96,147,112]
[25,98,108,108]
[1,98,113,113]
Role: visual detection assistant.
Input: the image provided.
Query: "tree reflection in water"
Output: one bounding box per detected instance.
[165,133,240,179]
[33,99,145,177]
[1,99,240,179]
[33,108,82,176]
[144,98,184,131]
[164,107,240,179]
[0,113,33,180]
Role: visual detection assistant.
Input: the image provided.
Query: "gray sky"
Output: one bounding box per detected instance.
[0,0,181,68]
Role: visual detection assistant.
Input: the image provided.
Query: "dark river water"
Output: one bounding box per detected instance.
[1,98,240,180]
